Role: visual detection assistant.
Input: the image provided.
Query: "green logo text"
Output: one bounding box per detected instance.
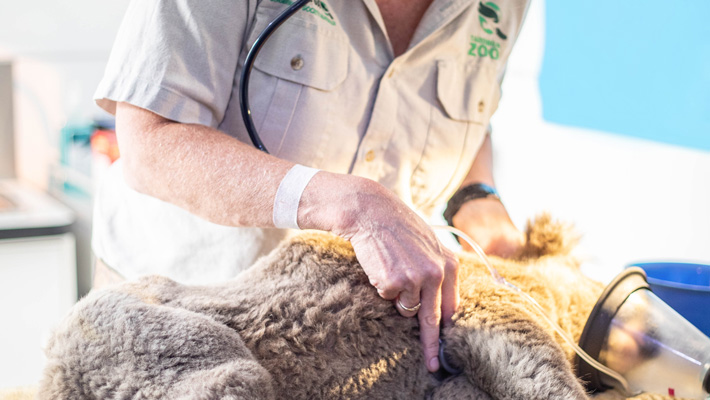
[469,1,506,59]
[469,35,500,59]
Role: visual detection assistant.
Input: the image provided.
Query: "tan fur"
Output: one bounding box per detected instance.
[38,215,680,399]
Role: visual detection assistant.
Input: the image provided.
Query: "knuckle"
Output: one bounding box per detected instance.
[378,291,397,301]
[423,339,440,352]
[376,279,390,290]
[405,270,423,288]
[422,312,441,328]
[375,282,397,298]
[390,276,408,291]
[444,257,458,274]
[426,266,444,283]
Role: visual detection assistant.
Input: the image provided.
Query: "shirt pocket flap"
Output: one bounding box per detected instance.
[436,60,499,123]
[253,19,349,91]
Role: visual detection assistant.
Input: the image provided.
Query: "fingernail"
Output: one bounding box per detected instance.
[429,356,440,371]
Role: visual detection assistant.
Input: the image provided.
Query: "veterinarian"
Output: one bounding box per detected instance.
[92,0,530,373]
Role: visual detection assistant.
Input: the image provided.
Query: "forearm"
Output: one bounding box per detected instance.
[451,132,501,231]
[116,102,365,232]
[459,132,495,188]
[448,132,523,257]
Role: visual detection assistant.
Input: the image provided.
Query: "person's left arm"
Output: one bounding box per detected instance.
[448,133,524,258]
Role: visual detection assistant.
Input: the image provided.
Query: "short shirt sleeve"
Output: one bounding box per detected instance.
[94,0,252,128]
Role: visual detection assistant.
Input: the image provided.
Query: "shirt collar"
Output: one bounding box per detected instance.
[411,0,474,50]
[361,0,475,59]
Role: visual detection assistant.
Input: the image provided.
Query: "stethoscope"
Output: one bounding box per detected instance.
[239,0,312,154]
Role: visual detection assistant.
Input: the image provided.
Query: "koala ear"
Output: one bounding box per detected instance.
[518,213,580,259]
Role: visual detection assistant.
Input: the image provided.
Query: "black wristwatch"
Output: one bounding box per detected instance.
[443,182,500,227]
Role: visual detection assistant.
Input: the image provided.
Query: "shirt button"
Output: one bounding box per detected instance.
[365,150,376,162]
[478,100,485,113]
[291,56,304,71]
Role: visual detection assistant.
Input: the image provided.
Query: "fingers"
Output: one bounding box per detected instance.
[376,286,399,301]
[418,268,443,373]
[374,275,407,301]
[377,258,448,373]
[395,290,421,318]
[440,254,460,326]
[370,247,456,374]
[338,184,459,373]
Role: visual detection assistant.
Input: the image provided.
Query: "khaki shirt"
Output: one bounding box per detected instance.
[94,0,530,284]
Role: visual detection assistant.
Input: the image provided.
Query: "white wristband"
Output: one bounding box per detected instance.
[272,164,320,229]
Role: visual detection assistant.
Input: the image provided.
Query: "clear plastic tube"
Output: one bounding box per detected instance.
[432,225,632,394]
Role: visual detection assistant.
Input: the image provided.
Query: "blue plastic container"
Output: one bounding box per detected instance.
[627,262,710,337]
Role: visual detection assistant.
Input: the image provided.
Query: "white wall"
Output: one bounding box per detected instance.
[0,1,131,55]
[490,0,710,283]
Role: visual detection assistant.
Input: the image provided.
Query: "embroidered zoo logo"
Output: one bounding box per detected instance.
[469,1,507,60]
[478,1,508,40]
[303,0,336,26]
[269,0,336,26]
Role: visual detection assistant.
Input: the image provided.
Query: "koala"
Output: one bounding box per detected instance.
[38,215,675,399]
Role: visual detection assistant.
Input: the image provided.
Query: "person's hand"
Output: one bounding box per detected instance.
[330,179,459,373]
[452,197,524,258]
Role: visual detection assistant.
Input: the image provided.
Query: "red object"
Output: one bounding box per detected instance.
[91,129,120,163]
[668,388,675,397]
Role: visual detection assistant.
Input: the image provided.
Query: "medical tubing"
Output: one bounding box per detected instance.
[239,0,313,154]
[431,225,632,394]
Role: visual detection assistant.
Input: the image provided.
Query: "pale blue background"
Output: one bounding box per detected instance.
[539,1,710,151]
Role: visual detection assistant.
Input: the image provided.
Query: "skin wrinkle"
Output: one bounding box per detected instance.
[351,203,448,309]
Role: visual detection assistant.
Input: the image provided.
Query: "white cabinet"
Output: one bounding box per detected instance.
[0,180,77,389]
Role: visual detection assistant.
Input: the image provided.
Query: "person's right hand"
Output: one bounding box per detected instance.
[302,175,460,373]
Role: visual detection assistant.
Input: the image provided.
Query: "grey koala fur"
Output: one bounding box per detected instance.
[38,215,678,399]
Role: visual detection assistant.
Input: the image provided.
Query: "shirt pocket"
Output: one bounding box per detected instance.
[244,9,349,163]
[410,59,500,213]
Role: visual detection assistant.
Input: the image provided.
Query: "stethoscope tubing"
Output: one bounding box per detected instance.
[239,0,314,154]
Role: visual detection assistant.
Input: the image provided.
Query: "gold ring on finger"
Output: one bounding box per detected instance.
[397,298,421,313]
